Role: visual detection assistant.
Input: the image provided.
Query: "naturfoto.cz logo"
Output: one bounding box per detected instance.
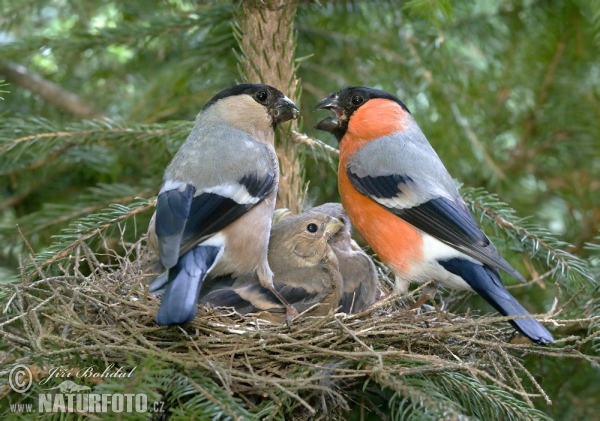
[6,364,165,414]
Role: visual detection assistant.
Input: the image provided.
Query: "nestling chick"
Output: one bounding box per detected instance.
[147,84,299,326]
[198,210,344,320]
[309,203,379,313]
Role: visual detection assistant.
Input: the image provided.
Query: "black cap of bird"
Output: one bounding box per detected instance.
[147,83,299,326]
[198,209,345,320]
[314,86,553,345]
[308,203,379,313]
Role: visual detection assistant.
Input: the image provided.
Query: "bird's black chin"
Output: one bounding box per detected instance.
[315,116,340,133]
[313,94,347,140]
[314,116,347,142]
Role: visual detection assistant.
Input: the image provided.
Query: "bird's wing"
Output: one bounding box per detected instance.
[156,132,277,269]
[199,268,334,315]
[273,267,332,313]
[199,271,329,315]
[198,274,285,314]
[338,250,379,313]
[346,134,524,281]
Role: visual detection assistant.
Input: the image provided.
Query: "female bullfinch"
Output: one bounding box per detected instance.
[148,84,299,326]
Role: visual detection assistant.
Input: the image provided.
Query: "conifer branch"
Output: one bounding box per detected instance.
[1,1,598,417]
[462,188,594,285]
[450,102,505,180]
[521,39,566,145]
[0,62,105,119]
[2,5,234,59]
[594,2,600,47]
[0,118,192,175]
[27,198,155,276]
[291,130,340,156]
[6,184,156,243]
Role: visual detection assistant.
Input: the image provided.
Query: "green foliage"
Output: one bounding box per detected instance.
[384,371,552,421]
[0,117,192,176]
[592,0,600,47]
[1,0,599,418]
[403,0,454,24]
[461,187,593,285]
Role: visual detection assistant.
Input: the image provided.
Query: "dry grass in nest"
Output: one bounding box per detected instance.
[1,234,598,417]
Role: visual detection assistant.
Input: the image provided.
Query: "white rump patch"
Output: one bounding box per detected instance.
[201,232,227,248]
[421,234,477,291]
[422,234,466,261]
[198,233,226,274]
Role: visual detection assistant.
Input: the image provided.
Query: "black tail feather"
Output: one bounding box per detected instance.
[439,258,554,345]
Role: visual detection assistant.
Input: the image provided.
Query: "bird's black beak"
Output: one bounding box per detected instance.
[313,94,343,133]
[272,96,300,126]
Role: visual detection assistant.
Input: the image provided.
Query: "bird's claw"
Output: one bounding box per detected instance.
[409,294,430,310]
[285,306,299,329]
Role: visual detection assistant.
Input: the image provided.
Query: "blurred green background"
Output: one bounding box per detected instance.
[1,0,599,418]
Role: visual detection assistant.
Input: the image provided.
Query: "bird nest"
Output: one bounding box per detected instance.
[1,234,596,419]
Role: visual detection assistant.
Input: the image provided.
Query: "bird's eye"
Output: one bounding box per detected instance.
[306,223,318,233]
[351,95,363,105]
[339,217,346,224]
[256,90,268,103]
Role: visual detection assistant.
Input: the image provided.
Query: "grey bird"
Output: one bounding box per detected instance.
[147,84,299,326]
[198,210,345,321]
[309,203,379,313]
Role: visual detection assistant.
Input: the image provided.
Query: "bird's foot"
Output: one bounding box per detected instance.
[265,284,299,328]
[285,305,300,329]
[409,294,430,310]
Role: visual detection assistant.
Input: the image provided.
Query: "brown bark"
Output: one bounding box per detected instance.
[237,0,303,213]
[0,61,105,120]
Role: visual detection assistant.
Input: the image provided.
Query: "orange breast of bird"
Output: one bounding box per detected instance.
[338,99,424,276]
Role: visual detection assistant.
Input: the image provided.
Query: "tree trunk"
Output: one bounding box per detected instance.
[236,0,303,213]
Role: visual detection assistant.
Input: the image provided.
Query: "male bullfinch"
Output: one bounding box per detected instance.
[198,209,344,320]
[310,203,379,313]
[314,86,553,344]
[147,84,299,326]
